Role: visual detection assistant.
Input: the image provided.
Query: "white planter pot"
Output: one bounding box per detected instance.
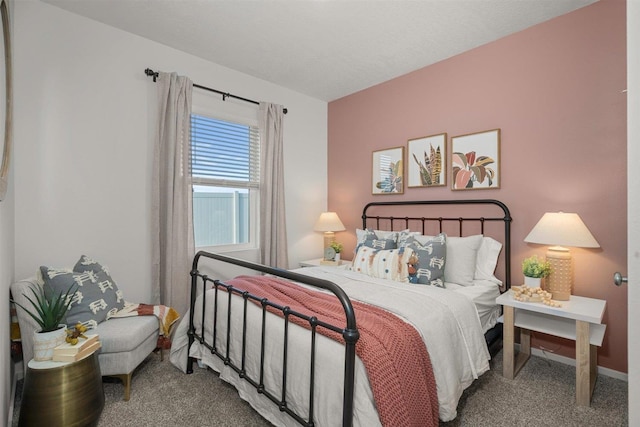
[335,253,341,262]
[33,326,67,361]
[524,276,543,288]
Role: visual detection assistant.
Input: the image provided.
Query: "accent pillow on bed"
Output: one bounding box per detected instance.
[352,246,414,282]
[414,234,482,286]
[352,233,447,286]
[354,228,398,254]
[405,233,447,287]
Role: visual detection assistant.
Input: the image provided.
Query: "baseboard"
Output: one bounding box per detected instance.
[514,343,628,382]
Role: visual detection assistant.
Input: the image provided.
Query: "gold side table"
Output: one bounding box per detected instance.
[19,351,104,427]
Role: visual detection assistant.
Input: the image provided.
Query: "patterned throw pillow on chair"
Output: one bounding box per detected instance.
[40,255,125,329]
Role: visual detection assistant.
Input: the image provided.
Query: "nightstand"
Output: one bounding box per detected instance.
[19,351,104,426]
[496,291,606,406]
[299,258,348,267]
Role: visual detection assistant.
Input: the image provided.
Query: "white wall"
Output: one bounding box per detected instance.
[13,0,328,304]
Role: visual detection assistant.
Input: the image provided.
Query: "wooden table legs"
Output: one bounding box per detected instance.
[502,308,598,406]
[576,320,598,406]
[503,305,531,380]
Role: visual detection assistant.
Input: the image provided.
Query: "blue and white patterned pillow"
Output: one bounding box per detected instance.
[406,233,447,287]
[40,256,125,329]
[354,229,397,254]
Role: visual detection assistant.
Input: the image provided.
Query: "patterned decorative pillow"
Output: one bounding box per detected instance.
[406,233,447,287]
[353,229,397,255]
[73,255,125,317]
[40,256,125,329]
[396,230,421,253]
[351,246,413,282]
[414,234,482,286]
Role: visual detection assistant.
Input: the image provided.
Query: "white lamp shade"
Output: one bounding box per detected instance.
[313,212,346,232]
[524,212,600,248]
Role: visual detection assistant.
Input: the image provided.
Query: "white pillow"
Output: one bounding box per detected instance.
[475,236,503,285]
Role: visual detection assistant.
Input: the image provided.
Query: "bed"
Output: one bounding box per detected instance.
[169,199,512,426]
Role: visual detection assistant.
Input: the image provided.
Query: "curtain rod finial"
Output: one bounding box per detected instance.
[144,68,159,82]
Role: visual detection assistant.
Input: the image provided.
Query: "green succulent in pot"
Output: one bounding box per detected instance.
[12,283,77,333]
[522,255,552,279]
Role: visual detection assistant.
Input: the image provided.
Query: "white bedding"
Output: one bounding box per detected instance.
[170,266,491,425]
[446,279,502,333]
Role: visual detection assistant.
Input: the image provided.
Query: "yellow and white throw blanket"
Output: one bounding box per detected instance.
[113,302,180,349]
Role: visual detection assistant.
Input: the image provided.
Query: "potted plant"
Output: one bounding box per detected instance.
[330,241,344,261]
[522,255,552,288]
[12,283,77,360]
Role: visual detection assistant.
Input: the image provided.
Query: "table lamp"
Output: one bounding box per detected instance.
[313,212,345,251]
[524,212,600,300]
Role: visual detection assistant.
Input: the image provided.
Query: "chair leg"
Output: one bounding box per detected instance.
[153,346,165,361]
[112,373,132,401]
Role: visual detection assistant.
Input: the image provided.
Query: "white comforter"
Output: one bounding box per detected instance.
[170,266,490,425]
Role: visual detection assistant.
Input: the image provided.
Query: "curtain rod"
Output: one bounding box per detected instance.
[144,68,287,114]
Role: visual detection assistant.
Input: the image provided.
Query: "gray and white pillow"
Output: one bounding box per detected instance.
[40,255,125,329]
[406,233,447,287]
[354,229,397,254]
[73,255,125,317]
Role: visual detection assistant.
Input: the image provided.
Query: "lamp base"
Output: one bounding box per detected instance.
[545,246,572,301]
[323,231,336,249]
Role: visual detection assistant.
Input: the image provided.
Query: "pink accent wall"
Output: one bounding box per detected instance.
[328,0,627,373]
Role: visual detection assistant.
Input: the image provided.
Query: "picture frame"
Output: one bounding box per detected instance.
[451,129,500,190]
[372,146,404,195]
[407,133,447,188]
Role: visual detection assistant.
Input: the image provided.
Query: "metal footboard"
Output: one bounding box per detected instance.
[186,251,359,427]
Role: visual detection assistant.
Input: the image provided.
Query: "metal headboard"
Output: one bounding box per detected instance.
[362,199,512,290]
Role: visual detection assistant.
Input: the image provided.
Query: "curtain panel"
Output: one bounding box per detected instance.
[259,102,288,269]
[151,72,194,316]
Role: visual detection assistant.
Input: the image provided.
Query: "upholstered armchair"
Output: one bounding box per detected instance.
[12,272,160,401]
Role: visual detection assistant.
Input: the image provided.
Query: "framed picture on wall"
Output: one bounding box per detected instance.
[407,133,447,188]
[372,146,404,194]
[451,129,500,190]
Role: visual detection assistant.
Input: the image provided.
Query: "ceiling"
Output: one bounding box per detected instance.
[42,0,597,102]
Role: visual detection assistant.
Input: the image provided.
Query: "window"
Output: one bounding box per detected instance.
[191,114,260,249]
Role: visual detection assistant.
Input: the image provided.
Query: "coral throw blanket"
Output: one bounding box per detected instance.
[227,275,439,427]
[113,303,180,349]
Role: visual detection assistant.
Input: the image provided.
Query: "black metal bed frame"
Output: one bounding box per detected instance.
[186,199,512,427]
[187,252,359,427]
[362,199,512,290]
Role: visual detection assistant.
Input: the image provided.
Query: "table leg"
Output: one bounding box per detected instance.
[503,306,515,379]
[503,306,530,380]
[576,320,595,406]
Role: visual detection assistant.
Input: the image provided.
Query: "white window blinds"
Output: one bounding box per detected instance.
[190,114,260,187]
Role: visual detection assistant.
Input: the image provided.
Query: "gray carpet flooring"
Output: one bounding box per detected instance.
[13,349,628,426]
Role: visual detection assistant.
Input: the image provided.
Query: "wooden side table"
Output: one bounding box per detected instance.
[299,258,349,267]
[19,351,104,427]
[496,291,606,406]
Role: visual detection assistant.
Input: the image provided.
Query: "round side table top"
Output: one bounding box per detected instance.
[28,350,95,369]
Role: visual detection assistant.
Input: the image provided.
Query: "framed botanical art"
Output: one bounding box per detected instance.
[451,129,500,190]
[407,133,446,188]
[372,146,404,194]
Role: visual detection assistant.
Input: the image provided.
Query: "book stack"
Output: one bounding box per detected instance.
[52,334,101,362]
